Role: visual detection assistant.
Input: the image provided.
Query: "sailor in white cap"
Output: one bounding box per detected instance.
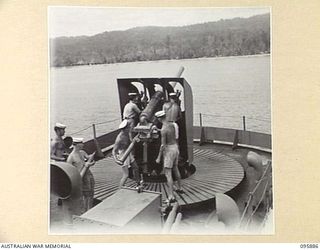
[155,110,183,203]
[73,137,84,144]
[163,92,181,123]
[155,110,165,118]
[55,122,67,129]
[128,92,138,97]
[67,137,96,212]
[112,119,141,188]
[123,92,141,141]
[168,92,177,97]
[51,122,67,161]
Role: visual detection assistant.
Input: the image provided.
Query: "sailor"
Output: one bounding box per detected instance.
[163,92,181,123]
[123,92,141,141]
[50,122,67,161]
[164,91,189,166]
[67,137,95,212]
[63,136,73,156]
[112,120,141,187]
[155,110,183,203]
[163,92,181,145]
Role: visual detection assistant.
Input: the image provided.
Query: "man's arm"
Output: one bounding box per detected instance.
[81,150,95,167]
[133,103,141,114]
[66,154,74,165]
[156,128,167,163]
[81,150,90,160]
[128,126,134,142]
[112,139,119,161]
[112,137,123,165]
[163,102,169,113]
[177,105,182,121]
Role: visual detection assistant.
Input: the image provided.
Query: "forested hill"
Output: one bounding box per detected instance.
[50,13,270,67]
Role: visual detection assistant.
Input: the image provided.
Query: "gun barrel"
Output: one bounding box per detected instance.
[139,91,164,123]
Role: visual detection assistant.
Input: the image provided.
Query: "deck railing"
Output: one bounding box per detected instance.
[66,112,271,154]
[195,113,271,134]
[195,112,271,151]
[67,118,121,155]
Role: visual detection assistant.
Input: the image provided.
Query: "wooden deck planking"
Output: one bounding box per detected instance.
[90,147,244,208]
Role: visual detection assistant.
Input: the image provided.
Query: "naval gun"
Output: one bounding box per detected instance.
[116,76,195,180]
[117,91,163,165]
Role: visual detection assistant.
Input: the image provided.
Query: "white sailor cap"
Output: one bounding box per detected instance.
[73,137,84,144]
[55,122,66,129]
[128,92,138,96]
[169,92,177,97]
[119,119,128,129]
[155,110,166,118]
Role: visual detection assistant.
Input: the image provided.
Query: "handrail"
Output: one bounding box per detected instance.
[69,113,271,138]
[239,161,271,228]
[244,179,270,230]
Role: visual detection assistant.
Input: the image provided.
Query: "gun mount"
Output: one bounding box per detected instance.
[118,123,159,164]
[117,77,195,181]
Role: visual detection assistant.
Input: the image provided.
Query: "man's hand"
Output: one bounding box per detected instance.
[151,125,161,132]
[134,136,140,143]
[155,157,161,164]
[51,156,65,161]
[114,155,124,166]
[115,159,124,166]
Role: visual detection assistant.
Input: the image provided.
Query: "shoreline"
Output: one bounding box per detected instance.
[51,53,270,69]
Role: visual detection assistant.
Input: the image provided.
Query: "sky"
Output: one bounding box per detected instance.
[48,7,270,38]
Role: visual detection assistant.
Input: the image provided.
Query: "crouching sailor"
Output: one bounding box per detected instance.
[67,137,95,213]
[113,119,141,188]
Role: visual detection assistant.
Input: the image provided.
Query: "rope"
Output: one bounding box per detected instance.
[246,117,271,123]
[198,113,270,121]
[200,113,239,118]
[196,113,271,123]
[69,125,92,136]
[94,118,120,126]
[69,118,120,136]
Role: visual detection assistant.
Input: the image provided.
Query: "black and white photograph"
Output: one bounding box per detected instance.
[49,6,272,235]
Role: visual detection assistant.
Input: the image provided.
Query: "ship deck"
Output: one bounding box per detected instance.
[91,143,247,208]
[50,141,271,233]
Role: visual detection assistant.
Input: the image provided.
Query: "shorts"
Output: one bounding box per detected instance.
[163,144,179,169]
[82,169,95,195]
[118,149,135,168]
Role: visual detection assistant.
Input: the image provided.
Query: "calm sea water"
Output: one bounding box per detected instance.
[50,55,271,140]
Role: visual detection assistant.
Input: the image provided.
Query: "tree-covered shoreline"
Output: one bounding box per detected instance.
[51,13,270,67]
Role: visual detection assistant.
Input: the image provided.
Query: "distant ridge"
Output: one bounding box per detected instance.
[50,13,270,67]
